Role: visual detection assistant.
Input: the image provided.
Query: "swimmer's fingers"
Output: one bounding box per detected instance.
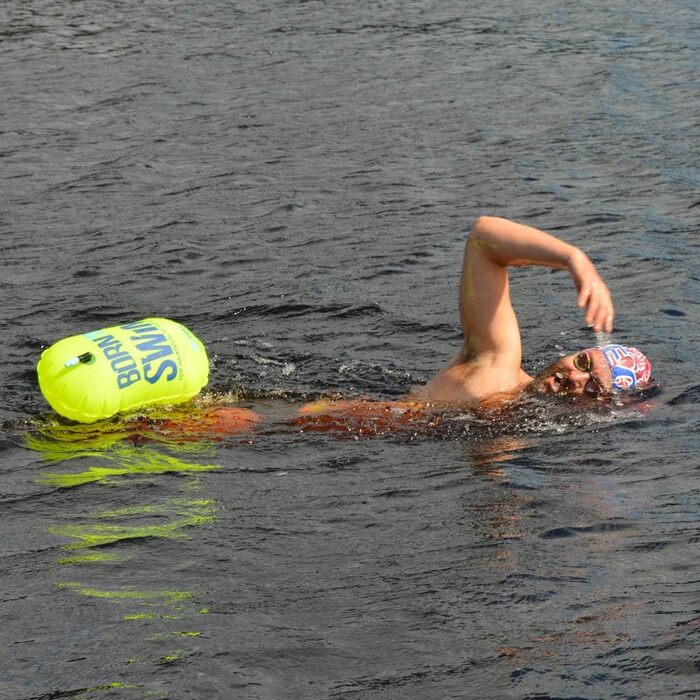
[581,282,614,334]
[570,249,614,334]
[576,284,592,311]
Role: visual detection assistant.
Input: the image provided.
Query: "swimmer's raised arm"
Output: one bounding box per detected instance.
[460,216,614,361]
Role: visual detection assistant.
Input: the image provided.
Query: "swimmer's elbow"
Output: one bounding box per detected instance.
[471,215,495,231]
[466,216,503,258]
[470,215,503,239]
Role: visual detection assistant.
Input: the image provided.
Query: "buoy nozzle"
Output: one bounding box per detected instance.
[64,352,94,368]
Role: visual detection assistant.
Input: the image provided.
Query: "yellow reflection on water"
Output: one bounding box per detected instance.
[23,416,227,674]
[51,498,216,553]
[38,447,220,488]
[58,551,120,565]
[58,582,194,606]
[24,406,227,461]
[26,409,224,488]
[23,424,124,460]
[55,575,203,627]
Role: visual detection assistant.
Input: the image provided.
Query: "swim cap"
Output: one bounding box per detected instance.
[598,344,652,392]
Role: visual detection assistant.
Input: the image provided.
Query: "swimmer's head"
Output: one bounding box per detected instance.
[532,344,652,398]
[597,344,652,392]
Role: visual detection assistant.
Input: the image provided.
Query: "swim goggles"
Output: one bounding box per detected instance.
[572,350,605,396]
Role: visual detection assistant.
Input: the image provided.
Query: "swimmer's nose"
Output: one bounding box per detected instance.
[567,369,590,393]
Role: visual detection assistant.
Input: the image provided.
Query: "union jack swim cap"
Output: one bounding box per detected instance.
[598,344,652,392]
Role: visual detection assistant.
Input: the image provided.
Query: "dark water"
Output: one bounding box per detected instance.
[1,0,699,698]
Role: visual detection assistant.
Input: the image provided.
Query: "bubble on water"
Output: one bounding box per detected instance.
[595,331,612,346]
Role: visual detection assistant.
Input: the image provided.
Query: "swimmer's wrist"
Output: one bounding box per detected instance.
[566,246,588,271]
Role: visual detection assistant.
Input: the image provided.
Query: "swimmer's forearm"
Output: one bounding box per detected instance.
[469,216,614,333]
[469,216,579,269]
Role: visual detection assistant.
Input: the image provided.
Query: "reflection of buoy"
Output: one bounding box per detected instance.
[37,318,209,423]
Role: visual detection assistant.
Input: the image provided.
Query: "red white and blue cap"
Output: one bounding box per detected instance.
[597,344,652,392]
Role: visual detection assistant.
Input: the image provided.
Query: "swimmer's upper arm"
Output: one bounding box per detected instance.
[459,218,522,364]
[457,215,613,366]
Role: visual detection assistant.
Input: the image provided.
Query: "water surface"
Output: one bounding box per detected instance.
[1,0,698,697]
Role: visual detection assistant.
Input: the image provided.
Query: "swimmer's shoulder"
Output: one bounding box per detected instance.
[413,355,531,405]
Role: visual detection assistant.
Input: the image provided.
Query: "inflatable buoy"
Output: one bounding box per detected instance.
[37,318,209,423]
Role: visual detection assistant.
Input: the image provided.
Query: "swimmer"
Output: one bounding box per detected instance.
[414,216,652,404]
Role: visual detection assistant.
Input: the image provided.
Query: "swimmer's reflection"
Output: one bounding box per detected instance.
[463,434,647,667]
[467,434,533,478]
[463,435,537,543]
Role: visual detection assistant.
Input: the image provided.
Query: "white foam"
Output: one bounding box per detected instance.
[595,331,612,346]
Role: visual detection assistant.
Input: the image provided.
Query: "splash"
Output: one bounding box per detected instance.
[595,331,613,346]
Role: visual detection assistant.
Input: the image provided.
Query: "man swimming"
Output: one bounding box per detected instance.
[414,216,652,404]
[68,216,650,439]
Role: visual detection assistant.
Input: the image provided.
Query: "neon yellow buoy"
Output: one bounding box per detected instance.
[37,318,209,423]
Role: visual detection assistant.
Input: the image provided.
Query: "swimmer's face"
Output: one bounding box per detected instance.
[532,349,614,398]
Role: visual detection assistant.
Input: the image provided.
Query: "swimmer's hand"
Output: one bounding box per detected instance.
[568,248,614,334]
